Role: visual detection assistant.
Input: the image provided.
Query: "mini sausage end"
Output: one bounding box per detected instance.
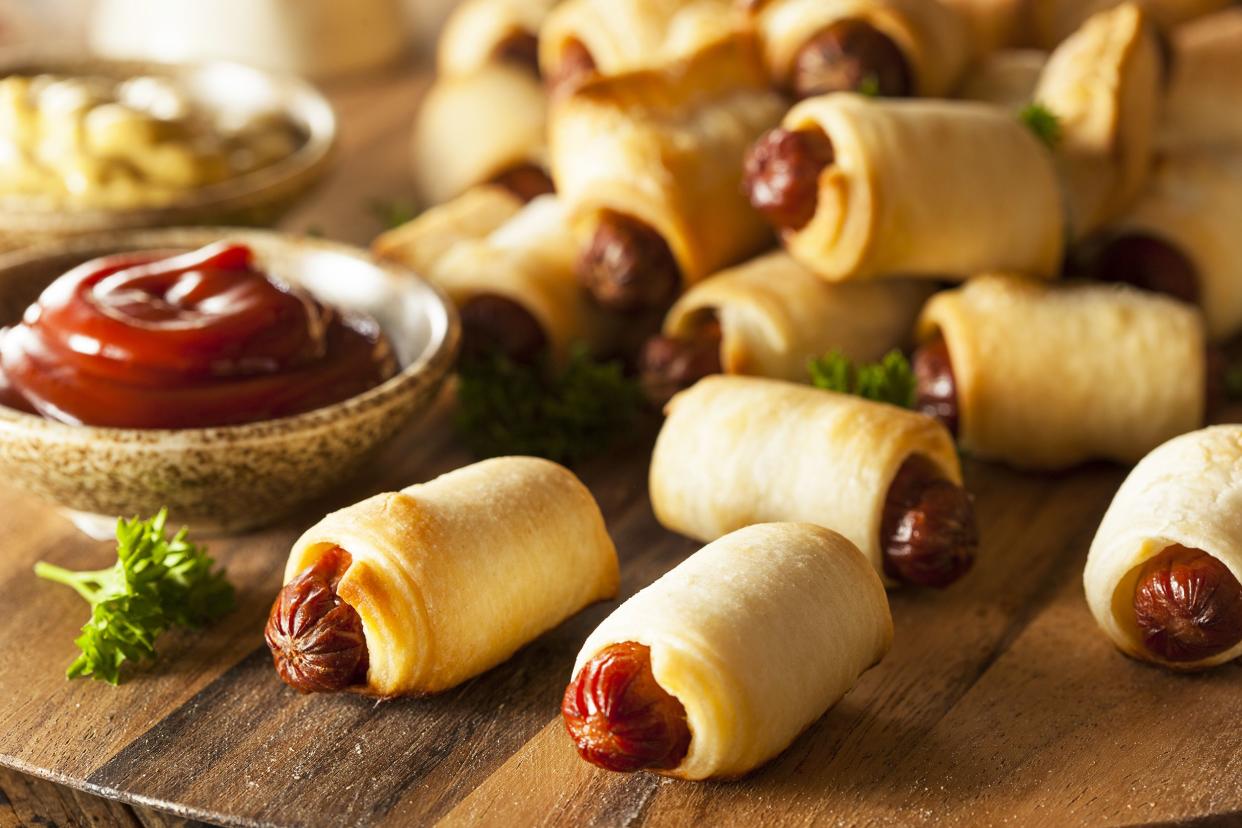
[743,127,834,234]
[1133,544,1242,664]
[881,455,978,588]
[563,641,692,773]
[266,546,370,693]
[790,19,913,100]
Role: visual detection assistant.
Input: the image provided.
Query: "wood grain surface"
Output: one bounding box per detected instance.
[1,66,1240,828]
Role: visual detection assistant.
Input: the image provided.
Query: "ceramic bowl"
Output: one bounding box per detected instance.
[0,227,459,536]
[0,52,337,252]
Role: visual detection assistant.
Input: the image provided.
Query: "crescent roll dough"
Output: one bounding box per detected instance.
[1033,2,1162,240]
[1030,0,1232,48]
[285,457,619,697]
[437,0,558,77]
[376,193,614,359]
[372,185,524,277]
[1159,8,1242,153]
[539,0,738,83]
[549,39,785,286]
[663,251,932,382]
[573,522,892,780]
[1108,151,1242,341]
[956,50,1047,109]
[649,375,960,583]
[780,94,1063,283]
[1085,426,1242,669]
[411,64,547,205]
[745,0,968,96]
[936,0,1028,57]
[916,274,1206,470]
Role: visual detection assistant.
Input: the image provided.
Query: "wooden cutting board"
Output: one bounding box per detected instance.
[1,68,1240,828]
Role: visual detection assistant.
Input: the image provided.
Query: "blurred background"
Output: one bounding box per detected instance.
[0,0,459,75]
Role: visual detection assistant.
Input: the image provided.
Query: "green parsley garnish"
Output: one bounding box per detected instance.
[34,510,234,685]
[368,197,419,230]
[809,349,916,408]
[1019,103,1062,150]
[455,344,643,464]
[857,75,881,98]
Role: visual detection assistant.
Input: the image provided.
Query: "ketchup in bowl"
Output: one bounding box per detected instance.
[0,242,397,428]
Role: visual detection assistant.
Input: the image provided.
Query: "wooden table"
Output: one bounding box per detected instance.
[2,66,1241,828]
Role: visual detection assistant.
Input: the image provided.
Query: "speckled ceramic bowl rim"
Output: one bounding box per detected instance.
[0,227,460,449]
[0,49,337,223]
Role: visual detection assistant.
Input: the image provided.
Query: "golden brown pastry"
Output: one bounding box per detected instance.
[1087,151,1242,341]
[640,251,932,400]
[745,0,968,99]
[650,375,977,588]
[1085,426,1242,671]
[913,274,1207,470]
[266,457,619,697]
[564,522,892,779]
[436,0,558,78]
[1033,2,1162,240]
[1159,8,1242,153]
[744,94,1063,283]
[935,0,1028,57]
[1029,0,1232,49]
[550,38,785,312]
[539,0,738,95]
[956,49,1047,108]
[376,190,618,362]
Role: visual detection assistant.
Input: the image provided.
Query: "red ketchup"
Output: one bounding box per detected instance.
[0,242,397,428]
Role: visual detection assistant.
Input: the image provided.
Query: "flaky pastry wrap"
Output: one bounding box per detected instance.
[549,39,785,286]
[573,522,892,779]
[1029,0,1231,49]
[1107,151,1242,341]
[956,49,1047,109]
[1159,8,1242,153]
[745,0,968,96]
[916,274,1206,470]
[411,64,547,205]
[936,0,1028,57]
[780,94,1063,282]
[436,0,557,77]
[663,251,931,382]
[650,375,960,582]
[1033,2,1162,240]
[284,457,618,696]
[539,0,738,85]
[372,185,523,277]
[1085,426,1242,670]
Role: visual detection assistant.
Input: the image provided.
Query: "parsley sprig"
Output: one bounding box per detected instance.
[1019,103,1062,150]
[809,349,916,408]
[34,510,234,685]
[455,345,643,464]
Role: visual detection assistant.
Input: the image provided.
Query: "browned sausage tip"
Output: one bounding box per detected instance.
[638,317,724,405]
[743,126,835,234]
[913,335,960,437]
[489,163,555,203]
[791,19,913,100]
[265,546,369,693]
[1134,544,1242,663]
[562,641,692,773]
[459,293,549,364]
[577,211,682,313]
[881,454,977,588]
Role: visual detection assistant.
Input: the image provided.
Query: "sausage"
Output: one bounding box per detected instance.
[547,37,597,98]
[638,317,724,405]
[577,211,682,313]
[459,293,549,364]
[1086,233,1200,305]
[1133,544,1242,663]
[489,163,555,203]
[790,19,913,100]
[265,546,369,693]
[493,30,541,78]
[881,454,977,588]
[912,335,960,437]
[562,641,692,773]
[743,126,835,234]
